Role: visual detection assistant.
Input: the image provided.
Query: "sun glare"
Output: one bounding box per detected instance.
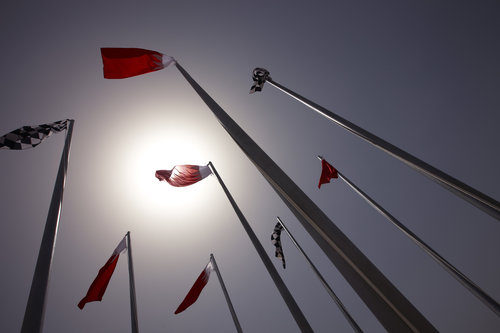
[121,127,216,220]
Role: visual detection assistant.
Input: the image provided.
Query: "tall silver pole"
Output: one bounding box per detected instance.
[21,119,74,333]
[208,162,312,332]
[276,217,363,333]
[258,71,500,222]
[176,62,435,332]
[316,156,500,316]
[209,254,243,333]
[126,232,139,333]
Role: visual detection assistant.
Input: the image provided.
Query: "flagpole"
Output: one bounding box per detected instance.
[126,232,139,333]
[254,70,500,221]
[317,156,500,316]
[207,162,313,332]
[276,217,363,332]
[209,254,243,333]
[21,119,74,333]
[176,62,435,332]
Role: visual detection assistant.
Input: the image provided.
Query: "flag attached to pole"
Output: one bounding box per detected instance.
[155,164,212,187]
[78,236,127,309]
[100,48,175,79]
[249,68,270,94]
[271,222,286,269]
[318,158,338,188]
[0,120,68,150]
[174,261,214,314]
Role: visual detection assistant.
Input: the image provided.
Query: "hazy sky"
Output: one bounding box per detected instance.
[1,1,499,332]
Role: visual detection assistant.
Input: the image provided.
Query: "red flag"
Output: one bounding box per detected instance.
[78,237,127,309]
[174,261,214,314]
[100,48,175,79]
[318,159,338,188]
[155,164,212,187]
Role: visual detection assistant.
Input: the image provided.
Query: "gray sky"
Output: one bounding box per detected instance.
[1,1,499,332]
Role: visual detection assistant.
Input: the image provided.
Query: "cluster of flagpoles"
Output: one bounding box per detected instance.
[2,46,498,332]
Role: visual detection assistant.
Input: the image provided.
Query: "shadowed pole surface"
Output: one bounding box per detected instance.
[176,62,436,332]
[21,120,74,333]
[276,217,363,333]
[126,232,139,333]
[208,161,313,332]
[252,68,500,222]
[210,254,243,333]
[316,156,500,317]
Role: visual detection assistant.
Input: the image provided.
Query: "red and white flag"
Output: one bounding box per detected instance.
[155,164,212,187]
[100,48,175,79]
[174,261,214,314]
[78,236,127,309]
[318,158,338,188]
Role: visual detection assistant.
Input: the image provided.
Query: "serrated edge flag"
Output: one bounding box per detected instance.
[318,158,338,188]
[0,120,68,150]
[155,164,212,187]
[101,47,175,79]
[78,236,127,309]
[271,222,286,269]
[174,261,214,314]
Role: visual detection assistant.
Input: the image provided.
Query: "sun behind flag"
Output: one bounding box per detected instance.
[101,47,175,79]
[318,158,338,188]
[174,261,214,314]
[155,164,212,187]
[0,120,68,150]
[271,222,286,269]
[78,236,127,309]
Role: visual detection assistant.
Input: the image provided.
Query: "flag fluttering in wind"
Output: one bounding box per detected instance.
[155,164,212,187]
[101,48,175,79]
[271,222,286,269]
[0,120,68,150]
[78,236,127,309]
[249,68,270,94]
[318,158,338,188]
[175,261,214,314]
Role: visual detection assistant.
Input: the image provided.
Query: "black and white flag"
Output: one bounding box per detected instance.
[271,222,286,269]
[0,120,68,150]
[249,68,270,94]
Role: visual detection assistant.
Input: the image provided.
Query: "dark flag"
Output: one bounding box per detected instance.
[318,158,338,188]
[249,68,270,94]
[271,222,286,269]
[0,120,68,150]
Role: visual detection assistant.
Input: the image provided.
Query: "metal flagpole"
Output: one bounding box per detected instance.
[176,62,436,332]
[276,217,363,333]
[252,68,500,222]
[207,162,313,332]
[126,232,139,333]
[21,119,74,333]
[209,254,243,333]
[316,156,500,316]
